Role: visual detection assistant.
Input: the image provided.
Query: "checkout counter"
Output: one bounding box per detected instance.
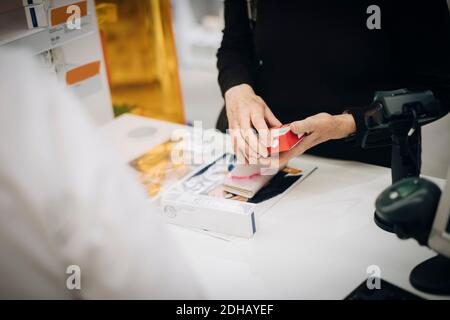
[101,113,449,300]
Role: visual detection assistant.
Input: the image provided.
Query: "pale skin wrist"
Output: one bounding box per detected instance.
[225,84,255,101]
[334,113,357,139]
[284,112,358,164]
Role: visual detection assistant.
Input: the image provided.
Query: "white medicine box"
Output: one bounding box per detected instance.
[160,153,317,238]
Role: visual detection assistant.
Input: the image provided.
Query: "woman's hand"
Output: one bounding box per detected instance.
[225,84,282,164]
[278,113,357,167]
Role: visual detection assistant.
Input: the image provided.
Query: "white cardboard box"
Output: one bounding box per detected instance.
[161,192,257,238]
[161,154,317,238]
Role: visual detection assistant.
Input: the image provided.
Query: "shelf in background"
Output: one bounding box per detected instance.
[0,6,44,47]
[0,12,95,55]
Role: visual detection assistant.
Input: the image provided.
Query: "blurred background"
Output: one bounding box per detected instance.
[172,0,223,129]
[96,0,223,128]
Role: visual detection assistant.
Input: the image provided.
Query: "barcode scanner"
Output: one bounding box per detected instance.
[375,176,450,295]
[362,89,444,232]
[375,177,441,245]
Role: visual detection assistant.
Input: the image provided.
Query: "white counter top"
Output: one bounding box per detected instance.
[101,114,449,300]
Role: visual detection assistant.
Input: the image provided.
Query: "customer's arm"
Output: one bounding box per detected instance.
[217,0,281,164]
[217,0,256,96]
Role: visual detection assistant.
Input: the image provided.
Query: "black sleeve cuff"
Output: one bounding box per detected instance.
[344,107,367,146]
[218,65,255,97]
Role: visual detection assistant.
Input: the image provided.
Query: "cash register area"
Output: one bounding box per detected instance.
[0,0,449,300]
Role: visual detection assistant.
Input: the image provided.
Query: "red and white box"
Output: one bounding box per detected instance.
[268,124,305,155]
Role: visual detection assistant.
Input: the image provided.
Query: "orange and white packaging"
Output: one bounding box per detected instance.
[267,124,306,155]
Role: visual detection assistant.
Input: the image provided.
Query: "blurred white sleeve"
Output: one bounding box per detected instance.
[0,49,201,299]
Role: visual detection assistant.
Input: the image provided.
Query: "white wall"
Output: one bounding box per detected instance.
[422,114,450,179]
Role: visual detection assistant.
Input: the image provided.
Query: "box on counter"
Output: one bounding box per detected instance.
[161,192,257,239]
[161,153,317,238]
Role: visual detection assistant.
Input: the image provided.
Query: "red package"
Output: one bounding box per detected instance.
[267,124,306,155]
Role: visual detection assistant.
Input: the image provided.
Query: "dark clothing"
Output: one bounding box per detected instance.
[217,0,450,167]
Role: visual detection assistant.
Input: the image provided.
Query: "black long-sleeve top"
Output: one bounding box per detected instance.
[217,0,450,167]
